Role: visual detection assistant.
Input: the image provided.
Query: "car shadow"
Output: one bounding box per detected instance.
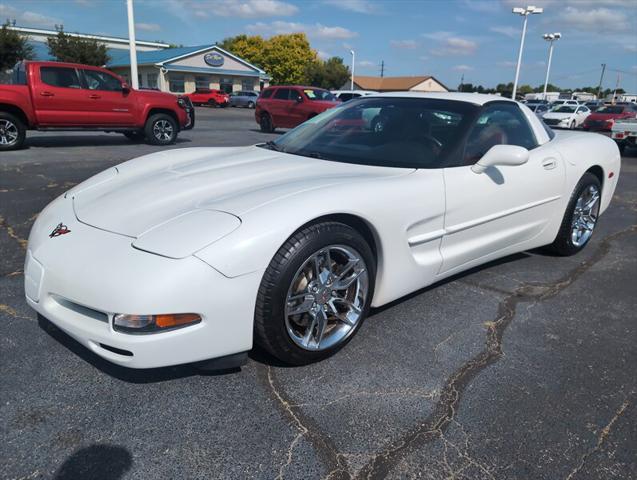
[23,136,191,149]
[248,129,284,135]
[53,444,132,480]
[39,250,539,380]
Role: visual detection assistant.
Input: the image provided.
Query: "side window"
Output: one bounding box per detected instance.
[169,74,185,93]
[40,67,81,89]
[464,102,538,165]
[274,88,291,100]
[339,93,353,102]
[290,89,302,102]
[83,69,122,91]
[260,89,273,99]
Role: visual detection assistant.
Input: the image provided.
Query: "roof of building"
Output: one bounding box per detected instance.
[10,26,170,48]
[354,75,448,91]
[107,44,268,76]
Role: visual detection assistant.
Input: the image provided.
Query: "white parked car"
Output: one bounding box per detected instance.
[25,93,621,369]
[332,90,378,102]
[543,105,591,129]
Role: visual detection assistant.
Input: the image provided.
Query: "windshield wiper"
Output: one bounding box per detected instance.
[259,140,282,152]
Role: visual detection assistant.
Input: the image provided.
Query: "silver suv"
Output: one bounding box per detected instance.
[229,91,259,108]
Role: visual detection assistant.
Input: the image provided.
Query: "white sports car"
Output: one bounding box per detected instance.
[25,93,620,369]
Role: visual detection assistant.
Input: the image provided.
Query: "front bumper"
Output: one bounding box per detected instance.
[25,196,261,369]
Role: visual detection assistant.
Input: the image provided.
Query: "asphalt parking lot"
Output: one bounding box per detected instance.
[1,106,636,480]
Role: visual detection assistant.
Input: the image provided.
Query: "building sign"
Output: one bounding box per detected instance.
[204,52,225,67]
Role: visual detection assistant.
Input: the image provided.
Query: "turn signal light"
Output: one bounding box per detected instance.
[113,313,201,333]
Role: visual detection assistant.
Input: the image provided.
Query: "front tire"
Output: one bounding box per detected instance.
[145,113,177,146]
[259,113,274,133]
[547,172,601,256]
[247,101,255,109]
[0,112,26,151]
[254,222,376,365]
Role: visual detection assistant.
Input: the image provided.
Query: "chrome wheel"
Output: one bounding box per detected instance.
[285,245,369,351]
[571,184,600,247]
[0,119,18,146]
[152,120,174,141]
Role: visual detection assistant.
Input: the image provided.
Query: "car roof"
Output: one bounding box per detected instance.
[366,91,517,106]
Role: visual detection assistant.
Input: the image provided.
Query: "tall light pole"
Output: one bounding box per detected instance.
[542,32,561,101]
[511,5,543,100]
[126,0,139,89]
[350,50,355,90]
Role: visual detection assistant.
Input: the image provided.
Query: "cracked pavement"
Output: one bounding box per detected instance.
[1,108,636,480]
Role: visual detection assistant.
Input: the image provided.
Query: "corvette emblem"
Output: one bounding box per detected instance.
[49,223,71,238]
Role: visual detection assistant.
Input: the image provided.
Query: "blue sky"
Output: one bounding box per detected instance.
[2,0,636,91]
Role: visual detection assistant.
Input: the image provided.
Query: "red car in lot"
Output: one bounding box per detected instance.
[582,104,637,132]
[0,61,193,150]
[255,86,339,132]
[186,88,230,107]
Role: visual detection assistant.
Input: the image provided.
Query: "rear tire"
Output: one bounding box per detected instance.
[254,222,375,365]
[145,113,177,146]
[546,172,601,256]
[260,113,274,133]
[0,112,26,151]
[570,120,576,130]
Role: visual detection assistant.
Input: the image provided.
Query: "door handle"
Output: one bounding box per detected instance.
[89,94,101,99]
[40,91,54,97]
[542,159,557,170]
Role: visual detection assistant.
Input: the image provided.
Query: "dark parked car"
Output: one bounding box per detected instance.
[229,91,259,108]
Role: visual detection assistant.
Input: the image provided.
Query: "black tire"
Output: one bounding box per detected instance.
[546,172,602,256]
[0,112,26,151]
[254,221,376,365]
[247,101,255,109]
[617,142,626,155]
[123,131,144,142]
[570,120,576,130]
[208,99,218,108]
[259,113,274,133]
[144,113,177,146]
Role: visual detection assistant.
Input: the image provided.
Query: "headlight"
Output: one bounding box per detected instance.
[177,97,188,109]
[113,313,201,333]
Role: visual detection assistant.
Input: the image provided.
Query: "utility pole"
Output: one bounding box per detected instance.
[612,72,620,104]
[596,63,606,101]
[126,0,139,89]
[542,33,560,101]
[380,60,384,77]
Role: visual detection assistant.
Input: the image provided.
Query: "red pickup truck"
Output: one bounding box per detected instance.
[0,61,194,151]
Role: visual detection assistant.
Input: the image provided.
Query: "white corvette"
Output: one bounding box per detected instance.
[25,93,620,369]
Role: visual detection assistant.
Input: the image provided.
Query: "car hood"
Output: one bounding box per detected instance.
[586,113,625,121]
[71,146,413,237]
[543,112,574,120]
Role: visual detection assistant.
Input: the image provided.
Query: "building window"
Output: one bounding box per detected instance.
[169,74,185,93]
[147,73,158,89]
[241,78,255,91]
[195,75,210,90]
[220,77,233,94]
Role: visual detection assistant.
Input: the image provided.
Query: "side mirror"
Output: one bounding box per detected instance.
[122,82,130,93]
[471,144,529,174]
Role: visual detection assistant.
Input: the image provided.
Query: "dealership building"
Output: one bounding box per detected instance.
[10,25,270,94]
[107,45,270,94]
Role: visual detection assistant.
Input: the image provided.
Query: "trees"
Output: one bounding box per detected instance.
[304,56,350,90]
[219,33,317,85]
[47,30,109,66]
[0,22,34,71]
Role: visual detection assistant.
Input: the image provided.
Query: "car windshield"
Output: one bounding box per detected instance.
[258,97,479,169]
[555,106,576,113]
[596,106,623,114]
[303,89,336,101]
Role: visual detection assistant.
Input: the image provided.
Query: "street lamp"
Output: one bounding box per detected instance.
[511,5,543,100]
[542,32,561,101]
[350,50,355,90]
[126,0,139,89]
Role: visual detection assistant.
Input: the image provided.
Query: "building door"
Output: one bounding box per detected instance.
[220,77,233,94]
